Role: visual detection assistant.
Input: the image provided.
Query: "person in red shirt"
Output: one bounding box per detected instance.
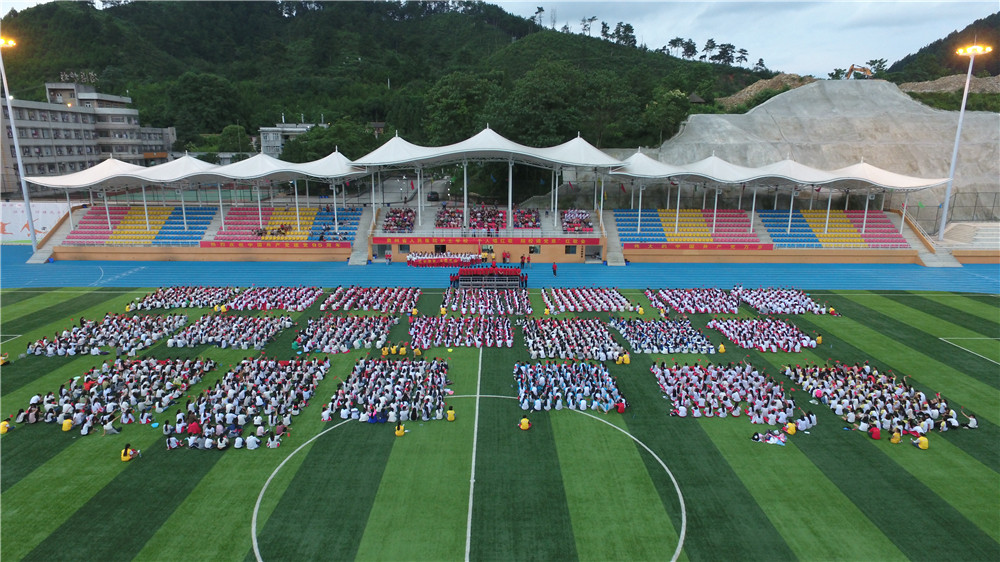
[552,263,557,276]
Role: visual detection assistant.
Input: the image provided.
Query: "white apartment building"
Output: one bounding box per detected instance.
[1,82,175,194]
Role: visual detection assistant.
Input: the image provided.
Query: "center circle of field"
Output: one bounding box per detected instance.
[251,395,686,562]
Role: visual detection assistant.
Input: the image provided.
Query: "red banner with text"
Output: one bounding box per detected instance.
[200,241,350,249]
[372,236,600,245]
[623,242,774,251]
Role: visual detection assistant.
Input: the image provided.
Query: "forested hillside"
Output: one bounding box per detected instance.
[1,0,772,156]
[887,12,999,82]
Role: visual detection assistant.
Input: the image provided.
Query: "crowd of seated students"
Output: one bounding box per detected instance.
[542,288,632,313]
[654,361,802,426]
[319,286,421,314]
[166,356,327,451]
[609,317,716,355]
[406,252,479,267]
[520,317,625,361]
[645,288,740,315]
[706,317,817,352]
[383,208,416,233]
[224,286,323,312]
[561,209,593,232]
[315,223,351,242]
[26,313,188,358]
[167,314,292,350]
[252,224,293,238]
[732,285,829,315]
[323,357,451,423]
[441,288,532,315]
[23,357,214,433]
[514,361,626,413]
[435,205,506,230]
[784,362,976,438]
[409,316,514,348]
[129,287,240,311]
[513,209,540,228]
[295,314,399,354]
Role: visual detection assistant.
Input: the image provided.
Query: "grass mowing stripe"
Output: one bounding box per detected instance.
[355,411,473,560]
[552,412,681,562]
[866,291,1000,340]
[699,420,905,560]
[254,425,397,561]
[614,354,795,561]
[2,424,167,560]
[790,417,1000,560]
[881,432,1000,542]
[0,288,51,310]
[920,293,1000,326]
[0,288,120,336]
[831,292,999,391]
[469,399,579,561]
[24,436,224,562]
[820,294,1000,417]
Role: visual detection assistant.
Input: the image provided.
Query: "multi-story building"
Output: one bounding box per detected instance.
[1,82,175,194]
[259,122,321,158]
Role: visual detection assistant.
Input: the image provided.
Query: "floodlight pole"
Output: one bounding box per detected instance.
[0,41,38,251]
[939,46,988,241]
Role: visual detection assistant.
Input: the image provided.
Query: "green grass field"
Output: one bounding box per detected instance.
[1,287,998,561]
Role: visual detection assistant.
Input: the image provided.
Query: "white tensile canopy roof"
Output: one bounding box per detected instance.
[26,130,949,192]
[25,158,148,189]
[611,151,948,191]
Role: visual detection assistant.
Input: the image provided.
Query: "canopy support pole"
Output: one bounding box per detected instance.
[665,184,670,211]
[218,184,225,232]
[702,185,707,209]
[845,191,850,211]
[674,183,681,233]
[332,180,339,233]
[256,184,263,228]
[773,189,779,210]
[737,185,742,210]
[417,168,423,226]
[141,184,149,230]
[630,183,634,209]
[553,171,560,229]
[749,188,757,234]
[180,186,188,230]
[592,173,597,210]
[66,190,74,230]
[712,189,719,234]
[809,187,816,210]
[305,179,309,206]
[637,184,643,234]
[598,175,605,228]
[824,189,832,234]
[550,169,555,216]
[862,188,871,234]
[89,189,94,207]
[370,173,376,210]
[900,192,908,234]
[880,191,886,211]
[786,190,795,234]
[294,179,301,230]
[104,188,112,231]
[507,160,513,231]
[463,161,469,230]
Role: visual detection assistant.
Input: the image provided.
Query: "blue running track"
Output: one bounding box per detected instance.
[1,245,997,293]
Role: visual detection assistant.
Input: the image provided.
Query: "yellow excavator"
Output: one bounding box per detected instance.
[846,64,873,79]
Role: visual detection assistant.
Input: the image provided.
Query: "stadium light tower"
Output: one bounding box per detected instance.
[939,43,992,241]
[1,37,39,251]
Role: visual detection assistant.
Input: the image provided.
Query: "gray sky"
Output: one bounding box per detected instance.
[495,1,998,77]
[3,1,996,78]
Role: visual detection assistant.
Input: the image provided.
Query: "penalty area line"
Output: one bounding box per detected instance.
[938,337,1000,366]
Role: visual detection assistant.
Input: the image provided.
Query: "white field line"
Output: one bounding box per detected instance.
[464,348,483,562]
[938,337,1000,366]
[0,334,23,344]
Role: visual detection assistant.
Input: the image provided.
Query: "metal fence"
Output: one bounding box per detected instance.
[885,191,1000,236]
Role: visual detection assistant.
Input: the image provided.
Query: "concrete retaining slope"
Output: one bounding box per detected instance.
[653,80,999,220]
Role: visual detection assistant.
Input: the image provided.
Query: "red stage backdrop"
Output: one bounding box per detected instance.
[371,236,600,245]
[200,241,351,249]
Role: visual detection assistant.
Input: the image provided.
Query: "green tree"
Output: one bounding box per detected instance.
[828,68,847,80]
[217,124,254,153]
[484,60,582,146]
[168,72,246,139]
[423,71,498,145]
[611,22,636,48]
[643,86,689,145]
[668,37,684,57]
[682,39,698,59]
[280,117,387,162]
[702,38,717,58]
[866,58,888,77]
[578,70,641,147]
[736,48,749,66]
